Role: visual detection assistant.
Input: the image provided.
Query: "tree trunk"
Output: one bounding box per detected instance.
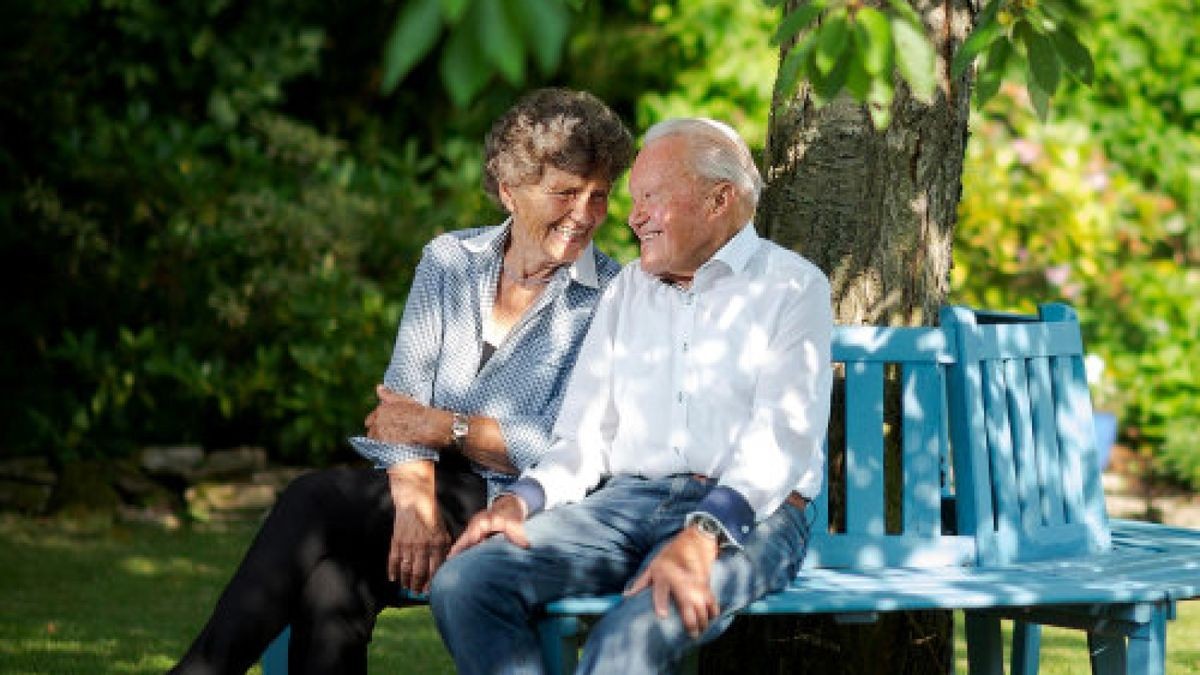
[702,1,978,673]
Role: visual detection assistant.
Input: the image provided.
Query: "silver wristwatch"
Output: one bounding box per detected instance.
[451,412,469,451]
[686,512,725,543]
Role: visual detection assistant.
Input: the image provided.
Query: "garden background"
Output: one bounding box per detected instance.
[1,0,1198,671]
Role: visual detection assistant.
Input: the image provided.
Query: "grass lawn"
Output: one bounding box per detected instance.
[1,513,1197,673]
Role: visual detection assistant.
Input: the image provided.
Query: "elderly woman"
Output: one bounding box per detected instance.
[172,88,634,675]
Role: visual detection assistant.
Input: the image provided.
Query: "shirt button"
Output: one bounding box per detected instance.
[677,392,684,403]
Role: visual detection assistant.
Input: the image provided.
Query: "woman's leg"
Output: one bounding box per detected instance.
[172,456,484,675]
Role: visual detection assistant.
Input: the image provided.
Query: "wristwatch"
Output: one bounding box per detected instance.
[451,412,469,451]
[686,512,725,543]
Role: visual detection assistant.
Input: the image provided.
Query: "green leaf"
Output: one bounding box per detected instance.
[886,0,922,28]
[1019,22,1060,96]
[891,16,935,103]
[440,0,469,22]
[477,0,525,85]
[509,0,569,74]
[775,30,820,95]
[1182,87,1200,115]
[951,16,1002,79]
[973,37,1010,106]
[816,9,849,75]
[440,16,492,106]
[844,46,872,100]
[1049,25,1094,85]
[812,43,852,103]
[1027,78,1051,121]
[867,72,895,129]
[855,7,892,76]
[380,0,443,94]
[772,1,825,47]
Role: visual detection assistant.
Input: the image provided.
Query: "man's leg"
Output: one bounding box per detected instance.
[577,497,812,674]
[430,476,690,675]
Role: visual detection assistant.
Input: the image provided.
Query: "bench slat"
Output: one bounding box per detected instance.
[902,363,944,536]
[1027,357,1066,526]
[845,362,885,537]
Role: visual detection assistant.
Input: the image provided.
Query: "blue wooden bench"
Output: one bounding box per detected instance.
[262,303,1200,674]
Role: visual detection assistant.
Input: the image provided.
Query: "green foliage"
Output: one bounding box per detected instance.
[1,1,500,464]
[770,0,933,128]
[1051,0,1200,255]
[381,0,573,106]
[954,92,1200,489]
[951,0,1094,120]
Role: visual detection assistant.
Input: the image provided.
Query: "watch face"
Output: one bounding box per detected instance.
[692,515,721,538]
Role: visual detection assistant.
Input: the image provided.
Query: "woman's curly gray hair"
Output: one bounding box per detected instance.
[483,88,634,203]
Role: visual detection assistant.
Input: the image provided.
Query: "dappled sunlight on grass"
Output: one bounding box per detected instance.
[119,554,218,577]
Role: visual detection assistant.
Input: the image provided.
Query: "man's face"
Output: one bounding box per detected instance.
[627,136,727,285]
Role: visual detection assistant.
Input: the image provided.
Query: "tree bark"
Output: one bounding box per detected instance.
[702,0,978,673]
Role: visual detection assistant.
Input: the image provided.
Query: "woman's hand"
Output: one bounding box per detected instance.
[386,461,448,594]
[366,386,451,448]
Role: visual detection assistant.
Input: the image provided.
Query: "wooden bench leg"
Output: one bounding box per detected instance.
[1011,620,1040,675]
[1087,632,1125,675]
[1122,603,1167,675]
[964,613,1004,675]
[538,616,585,675]
[261,626,290,675]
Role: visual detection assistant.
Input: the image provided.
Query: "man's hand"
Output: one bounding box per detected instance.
[386,461,448,594]
[623,526,721,638]
[447,494,530,558]
[366,385,450,448]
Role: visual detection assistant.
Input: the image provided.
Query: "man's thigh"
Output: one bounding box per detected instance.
[441,480,671,604]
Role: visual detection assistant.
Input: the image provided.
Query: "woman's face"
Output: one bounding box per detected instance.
[500,166,613,265]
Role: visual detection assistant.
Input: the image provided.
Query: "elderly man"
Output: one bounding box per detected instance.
[430,118,833,674]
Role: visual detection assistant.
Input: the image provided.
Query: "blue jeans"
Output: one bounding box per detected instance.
[430,474,812,674]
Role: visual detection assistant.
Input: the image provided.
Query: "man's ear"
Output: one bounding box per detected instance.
[708,181,735,216]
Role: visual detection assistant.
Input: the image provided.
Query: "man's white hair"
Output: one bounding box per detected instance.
[642,117,764,204]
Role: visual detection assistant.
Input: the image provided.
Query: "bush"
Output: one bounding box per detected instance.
[2,1,499,464]
[954,89,1200,488]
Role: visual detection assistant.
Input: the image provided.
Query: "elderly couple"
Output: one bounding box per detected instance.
[173,88,832,675]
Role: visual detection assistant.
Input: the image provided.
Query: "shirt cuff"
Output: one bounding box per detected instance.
[347,435,438,468]
[691,486,755,548]
[504,477,546,517]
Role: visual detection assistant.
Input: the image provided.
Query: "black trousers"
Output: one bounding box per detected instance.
[171,453,487,675]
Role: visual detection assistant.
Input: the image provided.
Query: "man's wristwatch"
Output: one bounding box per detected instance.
[450,412,469,451]
[686,512,725,543]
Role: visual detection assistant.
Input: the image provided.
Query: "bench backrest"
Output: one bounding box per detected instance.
[942,304,1111,565]
[806,325,976,569]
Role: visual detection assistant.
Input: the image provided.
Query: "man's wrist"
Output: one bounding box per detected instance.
[449,411,469,451]
[684,512,730,547]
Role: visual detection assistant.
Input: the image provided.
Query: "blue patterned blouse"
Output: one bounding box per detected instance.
[349,221,620,499]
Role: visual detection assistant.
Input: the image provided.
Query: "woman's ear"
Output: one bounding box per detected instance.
[498,183,517,213]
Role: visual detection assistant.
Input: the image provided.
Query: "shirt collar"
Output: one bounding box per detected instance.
[463,217,601,289]
[706,222,760,275]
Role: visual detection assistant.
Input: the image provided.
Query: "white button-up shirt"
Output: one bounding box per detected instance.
[523,224,833,524]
